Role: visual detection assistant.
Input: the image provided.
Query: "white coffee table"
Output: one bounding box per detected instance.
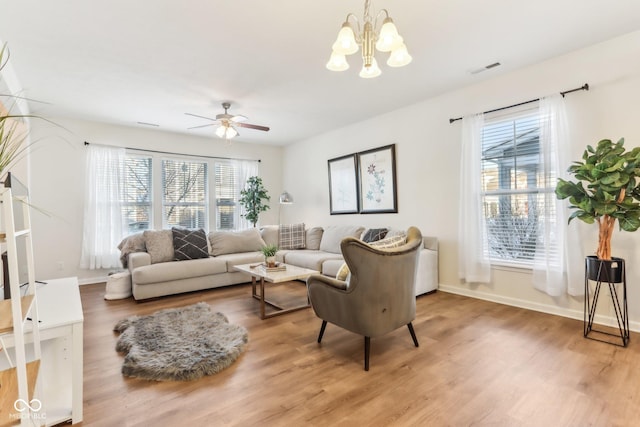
[234,263,318,319]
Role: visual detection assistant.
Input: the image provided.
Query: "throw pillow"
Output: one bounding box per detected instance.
[319,225,366,254]
[172,227,209,261]
[334,233,407,280]
[362,228,388,243]
[208,228,266,256]
[305,227,324,250]
[336,262,350,281]
[279,223,306,250]
[369,233,407,249]
[143,229,174,264]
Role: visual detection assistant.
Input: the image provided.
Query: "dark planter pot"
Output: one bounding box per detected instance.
[585,255,624,283]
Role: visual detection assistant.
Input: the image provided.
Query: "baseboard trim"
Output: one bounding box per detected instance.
[438,284,640,333]
[78,275,108,286]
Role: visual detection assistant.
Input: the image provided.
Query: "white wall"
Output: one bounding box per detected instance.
[283,31,640,329]
[27,118,283,283]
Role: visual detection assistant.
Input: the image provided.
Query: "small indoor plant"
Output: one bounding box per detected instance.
[239,176,270,227]
[555,138,640,279]
[260,244,278,267]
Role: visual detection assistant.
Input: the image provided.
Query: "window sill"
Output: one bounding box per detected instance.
[490,261,533,274]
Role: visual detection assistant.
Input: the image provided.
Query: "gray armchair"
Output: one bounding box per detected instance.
[307,226,422,371]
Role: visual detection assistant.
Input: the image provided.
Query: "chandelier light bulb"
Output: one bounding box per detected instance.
[326,51,350,71]
[375,18,402,52]
[359,58,382,78]
[387,43,412,67]
[332,22,359,55]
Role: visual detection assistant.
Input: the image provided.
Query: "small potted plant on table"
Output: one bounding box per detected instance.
[261,244,278,268]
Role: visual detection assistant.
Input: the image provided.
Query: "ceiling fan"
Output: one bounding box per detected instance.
[185,102,270,140]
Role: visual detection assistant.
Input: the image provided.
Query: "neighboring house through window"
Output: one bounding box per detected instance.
[480,110,556,267]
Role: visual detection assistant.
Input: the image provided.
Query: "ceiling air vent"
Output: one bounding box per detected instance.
[469,62,501,75]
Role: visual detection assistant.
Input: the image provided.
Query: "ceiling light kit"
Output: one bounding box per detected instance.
[185,102,270,141]
[326,0,412,78]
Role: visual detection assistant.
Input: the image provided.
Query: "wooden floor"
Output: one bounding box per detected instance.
[76,282,640,427]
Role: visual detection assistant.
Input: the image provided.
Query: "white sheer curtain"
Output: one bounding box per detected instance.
[533,94,582,295]
[80,144,126,269]
[235,160,259,230]
[458,113,491,283]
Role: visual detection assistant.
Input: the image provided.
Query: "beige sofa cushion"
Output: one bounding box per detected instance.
[133,257,227,285]
[209,228,266,256]
[319,225,365,254]
[260,225,279,247]
[282,250,343,272]
[305,227,324,250]
[143,229,174,264]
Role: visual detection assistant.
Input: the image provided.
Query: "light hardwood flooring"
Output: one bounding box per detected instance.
[77,282,640,427]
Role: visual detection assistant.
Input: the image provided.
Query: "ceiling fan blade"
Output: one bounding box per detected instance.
[188,123,216,130]
[231,114,248,123]
[184,112,217,121]
[236,122,270,132]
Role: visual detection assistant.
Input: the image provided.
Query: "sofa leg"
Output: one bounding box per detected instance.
[364,336,370,371]
[317,320,327,343]
[407,322,419,347]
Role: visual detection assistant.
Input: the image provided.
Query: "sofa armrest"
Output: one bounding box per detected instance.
[128,252,151,273]
[422,236,438,251]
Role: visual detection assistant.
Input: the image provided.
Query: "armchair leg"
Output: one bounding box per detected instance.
[407,322,419,347]
[364,336,370,371]
[318,320,328,343]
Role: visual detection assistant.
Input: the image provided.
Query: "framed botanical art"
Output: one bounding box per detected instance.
[328,153,359,214]
[358,144,398,214]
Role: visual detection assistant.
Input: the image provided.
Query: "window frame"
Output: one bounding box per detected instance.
[480,107,553,269]
[123,150,256,233]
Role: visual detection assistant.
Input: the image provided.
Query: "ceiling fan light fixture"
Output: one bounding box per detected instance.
[216,124,238,139]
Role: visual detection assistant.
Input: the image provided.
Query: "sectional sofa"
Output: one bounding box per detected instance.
[119,224,438,300]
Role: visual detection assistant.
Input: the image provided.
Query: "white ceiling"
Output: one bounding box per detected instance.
[1,0,639,146]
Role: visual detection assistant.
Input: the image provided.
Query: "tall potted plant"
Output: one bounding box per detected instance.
[555,138,640,281]
[239,176,270,227]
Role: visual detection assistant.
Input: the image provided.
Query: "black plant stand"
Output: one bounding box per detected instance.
[584,256,629,347]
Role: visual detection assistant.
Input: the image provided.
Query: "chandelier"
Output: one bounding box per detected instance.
[326,0,412,78]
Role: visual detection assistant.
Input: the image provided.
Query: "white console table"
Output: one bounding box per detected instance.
[0,277,83,425]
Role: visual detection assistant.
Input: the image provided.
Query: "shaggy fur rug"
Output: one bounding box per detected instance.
[114,302,248,381]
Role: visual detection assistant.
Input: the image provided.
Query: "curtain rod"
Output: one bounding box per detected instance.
[83,141,261,162]
[448,83,589,124]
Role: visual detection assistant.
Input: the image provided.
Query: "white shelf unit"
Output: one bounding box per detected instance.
[0,178,44,427]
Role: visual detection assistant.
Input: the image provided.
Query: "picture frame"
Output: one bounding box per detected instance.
[327,153,359,214]
[357,144,398,214]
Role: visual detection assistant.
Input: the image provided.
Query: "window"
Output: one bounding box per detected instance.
[214,162,238,230]
[123,155,152,234]
[122,151,257,232]
[162,159,208,229]
[480,112,554,266]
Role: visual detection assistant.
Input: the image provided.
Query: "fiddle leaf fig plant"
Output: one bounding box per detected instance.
[239,176,270,227]
[555,138,640,260]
